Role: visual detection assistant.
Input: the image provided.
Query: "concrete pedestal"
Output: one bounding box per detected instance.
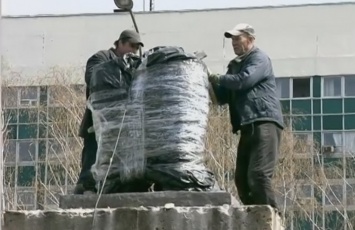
[59,191,232,209]
[4,205,285,230]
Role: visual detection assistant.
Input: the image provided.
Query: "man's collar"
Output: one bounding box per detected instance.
[232,46,257,63]
[109,47,121,58]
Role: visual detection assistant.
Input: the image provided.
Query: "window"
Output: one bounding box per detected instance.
[344,132,355,154]
[293,132,313,154]
[39,86,48,106]
[324,184,343,206]
[323,157,343,179]
[280,100,290,113]
[17,188,35,208]
[345,115,355,130]
[2,87,18,107]
[18,141,36,163]
[313,99,321,114]
[4,109,18,124]
[4,140,16,163]
[45,186,62,207]
[18,124,37,139]
[313,75,321,98]
[293,211,313,230]
[323,115,343,130]
[346,183,355,205]
[323,76,342,97]
[292,100,311,114]
[324,210,344,230]
[47,139,63,162]
[345,98,355,113]
[297,184,312,198]
[18,109,38,124]
[313,116,321,130]
[4,167,15,186]
[19,87,38,107]
[275,186,293,207]
[322,99,342,114]
[293,116,312,131]
[293,78,310,98]
[38,140,47,161]
[17,166,36,186]
[346,158,355,178]
[294,158,313,179]
[47,164,66,186]
[323,132,343,153]
[276,78,290,98]
[345,76,355,96]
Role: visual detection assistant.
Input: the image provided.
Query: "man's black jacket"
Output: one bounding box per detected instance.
[78,48,134,138]
[212,46,284,133]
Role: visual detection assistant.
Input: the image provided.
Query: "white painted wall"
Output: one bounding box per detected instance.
[1,3,355,85]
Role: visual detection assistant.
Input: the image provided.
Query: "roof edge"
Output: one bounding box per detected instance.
[3,1,355,19]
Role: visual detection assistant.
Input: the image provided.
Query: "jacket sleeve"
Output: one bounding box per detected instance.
[211,83,229,105]
[218,53,270,91]
[85,52,108,86]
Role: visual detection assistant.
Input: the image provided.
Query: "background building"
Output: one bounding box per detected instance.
[1,2,355,229]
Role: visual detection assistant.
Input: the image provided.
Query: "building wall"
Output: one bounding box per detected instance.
[2,3,355,86]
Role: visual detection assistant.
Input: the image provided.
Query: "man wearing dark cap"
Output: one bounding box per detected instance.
[208,23,284,215]
[74,29,144,194]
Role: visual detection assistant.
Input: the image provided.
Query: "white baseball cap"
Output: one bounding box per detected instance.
[224,23,256,38]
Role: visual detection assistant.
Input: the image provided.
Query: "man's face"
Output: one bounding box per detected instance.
[119,41,140,55]
[231,33,252,56]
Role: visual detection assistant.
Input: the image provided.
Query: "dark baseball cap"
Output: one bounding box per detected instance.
[117,29,144,47]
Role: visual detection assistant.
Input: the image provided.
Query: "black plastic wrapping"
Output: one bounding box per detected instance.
[88,47,218,193]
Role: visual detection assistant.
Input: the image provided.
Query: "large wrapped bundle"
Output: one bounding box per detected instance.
[88,47,217,193]
[133,46,216,191]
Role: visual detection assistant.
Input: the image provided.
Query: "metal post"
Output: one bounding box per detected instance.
[0,0,4,228]
[149,0,154,11]
[129,10,142,57]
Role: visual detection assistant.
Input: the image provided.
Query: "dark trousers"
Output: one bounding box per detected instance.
[235,121,281,210]
[77,133,98,191]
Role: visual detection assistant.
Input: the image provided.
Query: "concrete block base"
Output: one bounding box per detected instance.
[59,191,233,209]
[4,205,285,230]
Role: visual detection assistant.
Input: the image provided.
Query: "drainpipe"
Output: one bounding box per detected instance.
[0,0,4,228]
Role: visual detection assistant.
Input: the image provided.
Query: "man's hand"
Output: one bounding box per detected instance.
[208,73,220,85]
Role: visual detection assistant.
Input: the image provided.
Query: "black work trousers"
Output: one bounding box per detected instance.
[77,133,98,192]
[235,121,281,210]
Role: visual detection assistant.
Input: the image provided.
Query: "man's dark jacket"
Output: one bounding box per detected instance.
[78,48,118,138]
[212,46,284,133]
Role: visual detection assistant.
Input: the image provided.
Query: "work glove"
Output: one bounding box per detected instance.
[87,126,95,134]
[206,68,220,85]
[208,73,220,85]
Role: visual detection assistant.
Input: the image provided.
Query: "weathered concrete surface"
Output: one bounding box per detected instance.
[4,205,284,230]
[59,191,232,209]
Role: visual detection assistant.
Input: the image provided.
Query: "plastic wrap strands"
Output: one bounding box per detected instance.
[87,57,146,184]
[88,47,217,193]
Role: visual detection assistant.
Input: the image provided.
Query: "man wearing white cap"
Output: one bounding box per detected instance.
[208,23,284,214]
